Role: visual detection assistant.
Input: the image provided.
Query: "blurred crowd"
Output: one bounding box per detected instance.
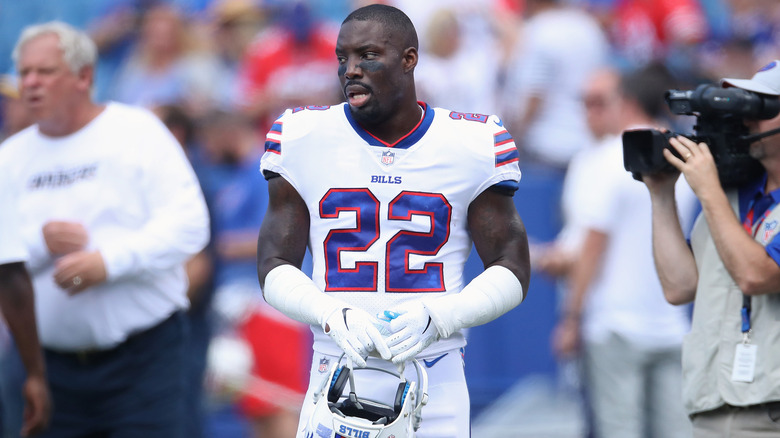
[1,0,780,437]
[0,0,778,165]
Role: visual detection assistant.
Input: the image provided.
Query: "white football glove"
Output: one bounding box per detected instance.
[324,307,392,368]
[382,301,441,365]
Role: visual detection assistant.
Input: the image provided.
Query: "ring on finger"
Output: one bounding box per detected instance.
[72,276,82,286]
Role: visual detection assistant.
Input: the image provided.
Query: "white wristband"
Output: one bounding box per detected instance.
[422,265,524,338]
[263,264,345,330]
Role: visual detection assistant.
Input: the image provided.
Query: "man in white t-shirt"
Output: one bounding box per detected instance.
[0,172,50,436]
[552,64,696,437]
[0,21,209,438]
[535,68,624,284]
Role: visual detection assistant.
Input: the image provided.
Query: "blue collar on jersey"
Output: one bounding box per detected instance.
[343,101,435,149]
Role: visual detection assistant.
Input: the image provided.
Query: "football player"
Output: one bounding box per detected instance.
[256,4,530,437]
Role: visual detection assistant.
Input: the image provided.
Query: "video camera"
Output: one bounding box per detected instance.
[622,83,780,188]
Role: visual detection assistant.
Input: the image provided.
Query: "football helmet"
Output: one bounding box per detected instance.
[303,355,429,438]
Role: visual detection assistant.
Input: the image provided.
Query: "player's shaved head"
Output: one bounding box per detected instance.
[342,4,418,51]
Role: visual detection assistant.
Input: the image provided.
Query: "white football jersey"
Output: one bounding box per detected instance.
[260,102,521,355]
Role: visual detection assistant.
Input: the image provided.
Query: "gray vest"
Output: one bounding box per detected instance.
[685,190,780,414]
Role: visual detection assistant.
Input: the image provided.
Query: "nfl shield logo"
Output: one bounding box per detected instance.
[381,150,395,165]
[318,357,330,373]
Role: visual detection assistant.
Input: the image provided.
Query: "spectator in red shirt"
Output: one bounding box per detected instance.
[609,0,708,66]
[237,1,342,133]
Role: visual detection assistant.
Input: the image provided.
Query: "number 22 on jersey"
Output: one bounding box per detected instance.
[320,188,452,293]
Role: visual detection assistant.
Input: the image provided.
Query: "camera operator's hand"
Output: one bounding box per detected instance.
[665,135,722,200]
[642,170,678,198]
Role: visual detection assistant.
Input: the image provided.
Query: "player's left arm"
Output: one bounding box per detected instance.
[467,188,531,292]
[422,188,530,336]
[385,188,530,363]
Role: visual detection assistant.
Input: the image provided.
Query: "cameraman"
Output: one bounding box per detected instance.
[643,60,780,437]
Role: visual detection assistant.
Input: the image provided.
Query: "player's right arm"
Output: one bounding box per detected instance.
[256,175,310,279]
[257,176,390,367]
